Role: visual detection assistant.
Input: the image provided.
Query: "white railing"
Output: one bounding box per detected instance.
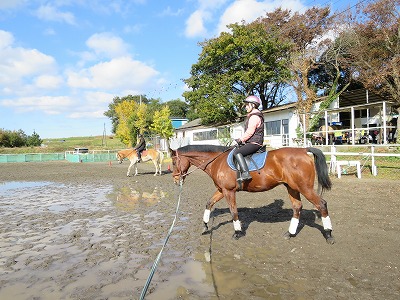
[323,145,400,176]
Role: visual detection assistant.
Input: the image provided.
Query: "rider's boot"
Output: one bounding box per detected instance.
[234,153,252,182]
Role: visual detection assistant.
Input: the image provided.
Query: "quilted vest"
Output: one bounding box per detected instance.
[245,110,264,145]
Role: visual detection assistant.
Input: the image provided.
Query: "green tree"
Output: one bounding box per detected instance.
[150,106,174,149]
[183,20,292,125]
[261,7,335,131]
[7,130,27,147]
[104,94,149,134]
[115,100,138,146]
[347,0,400,131]
[26,131,42,147]
[133,103,148,134]
[164,99,188,118]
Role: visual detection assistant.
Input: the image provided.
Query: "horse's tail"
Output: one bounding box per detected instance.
[306,147,332,193]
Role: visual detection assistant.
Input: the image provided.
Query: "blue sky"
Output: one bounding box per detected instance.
[0,0,357,139]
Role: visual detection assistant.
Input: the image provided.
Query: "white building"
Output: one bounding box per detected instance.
[170,89,396,149]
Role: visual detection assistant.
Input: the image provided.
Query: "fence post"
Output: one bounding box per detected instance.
[371,146,377,176]
[330,145,337,174]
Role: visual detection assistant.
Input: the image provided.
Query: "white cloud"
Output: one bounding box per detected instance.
[0,31,57,88]
[186,0,308,38]
[67,56,159,90]
[160,6,184,17]
[185,0,227,38]
[217,0,306,34]
[0,30,14,48]
[35,5,76,25]
[86,33,130,59]
[69,110,106,119]
[1,96,74,114]
[34,75,63,89]
[185,10,209,38]
[0,0,25,10]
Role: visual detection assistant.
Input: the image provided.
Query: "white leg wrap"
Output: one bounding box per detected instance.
[322,216,332,230]
[288,217,299,235]
[203,209,211,223]
[233,220,241,231]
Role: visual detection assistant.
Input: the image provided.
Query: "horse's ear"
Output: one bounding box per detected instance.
[168,148,174,155]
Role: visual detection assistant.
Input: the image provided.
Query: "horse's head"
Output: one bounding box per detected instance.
[116,152,124,164]
[170,149,190,185]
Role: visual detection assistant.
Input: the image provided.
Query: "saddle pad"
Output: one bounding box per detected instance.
[227,149,268,171]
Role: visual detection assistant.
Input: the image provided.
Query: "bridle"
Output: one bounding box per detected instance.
[117,150,135,163]
[171,146,235,182]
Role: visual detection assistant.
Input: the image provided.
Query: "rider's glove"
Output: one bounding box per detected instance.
[235,138,243,146]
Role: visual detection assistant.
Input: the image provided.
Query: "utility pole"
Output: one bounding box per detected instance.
[102,123,107,147]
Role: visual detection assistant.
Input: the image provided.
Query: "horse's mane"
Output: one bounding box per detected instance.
[177,144,230,153]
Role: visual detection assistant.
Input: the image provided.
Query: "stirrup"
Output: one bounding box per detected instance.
[237,172,251,182]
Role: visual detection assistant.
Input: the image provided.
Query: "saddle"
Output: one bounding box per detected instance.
[227,146,268,172]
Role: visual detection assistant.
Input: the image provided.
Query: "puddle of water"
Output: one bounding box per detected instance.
[145,251,216,300]
[0,181,52,193]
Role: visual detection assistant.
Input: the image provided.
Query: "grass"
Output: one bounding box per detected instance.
[327,145,400,180]
[0,136,126,154]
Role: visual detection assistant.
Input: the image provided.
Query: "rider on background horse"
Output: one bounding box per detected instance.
[134,134,146,162]
[233,95,264,182]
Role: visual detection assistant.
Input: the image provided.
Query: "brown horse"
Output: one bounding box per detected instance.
[170,145,334,244]
[116,149,164,176]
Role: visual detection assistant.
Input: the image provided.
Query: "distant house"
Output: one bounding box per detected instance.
[170,89,396,149]
[171,103,302,149]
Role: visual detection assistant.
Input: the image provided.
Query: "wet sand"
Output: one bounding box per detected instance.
[0,161,399,299]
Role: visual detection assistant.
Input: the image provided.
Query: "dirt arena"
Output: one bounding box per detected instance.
[0,160,399,299]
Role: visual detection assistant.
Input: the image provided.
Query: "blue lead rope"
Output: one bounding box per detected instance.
[139,180,183,299]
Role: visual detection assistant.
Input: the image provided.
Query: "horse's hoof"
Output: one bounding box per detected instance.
[326,236,335,244]
[283,231,294,240]
[324,230,335,244]
[232,230,245,240]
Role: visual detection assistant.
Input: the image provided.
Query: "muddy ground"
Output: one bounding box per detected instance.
[0,160,399,300]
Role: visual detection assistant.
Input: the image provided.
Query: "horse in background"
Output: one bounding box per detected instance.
[116,149,164,176]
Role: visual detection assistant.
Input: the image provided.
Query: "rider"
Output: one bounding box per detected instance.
[134,134,146,162]
[233,95,264,182]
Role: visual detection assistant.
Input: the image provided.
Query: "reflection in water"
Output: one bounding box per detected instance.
[0,181,52,194]
[108,186,166,212]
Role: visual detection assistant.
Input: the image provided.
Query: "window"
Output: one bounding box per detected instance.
[265,119,289,135]
[265,120,281,135]
[193,129,217,141]
[192,127,230,141]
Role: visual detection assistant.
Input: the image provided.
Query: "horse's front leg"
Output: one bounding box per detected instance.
[134,162,138,176]
[202,190,224,235]
[127,161,134,177]
[223,189,244,239]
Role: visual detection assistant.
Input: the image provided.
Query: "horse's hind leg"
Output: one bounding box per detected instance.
[202,190,224,234]
[152,160,158,176]
[301,189,334,244]
[284,186,303,239]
